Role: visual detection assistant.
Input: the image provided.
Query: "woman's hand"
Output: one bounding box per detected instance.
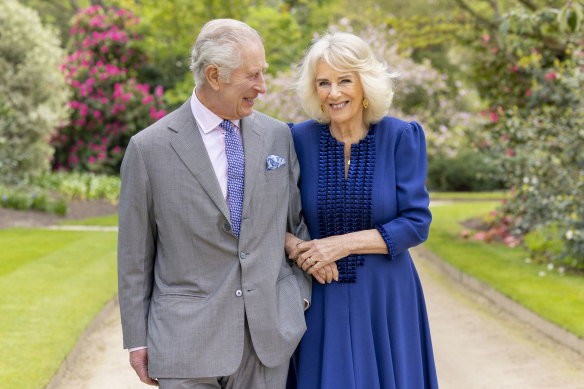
[286,233,338,283]
[291,235,348,278]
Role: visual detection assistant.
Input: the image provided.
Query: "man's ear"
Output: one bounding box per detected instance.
[204,65,221,91]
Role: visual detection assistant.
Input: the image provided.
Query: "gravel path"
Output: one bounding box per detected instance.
[48,247,584,389]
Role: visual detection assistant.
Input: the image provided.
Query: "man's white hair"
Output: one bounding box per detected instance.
[190,19,262,86]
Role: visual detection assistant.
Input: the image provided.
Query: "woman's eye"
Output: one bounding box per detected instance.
[341,78,351,84]
[318,81,329,87]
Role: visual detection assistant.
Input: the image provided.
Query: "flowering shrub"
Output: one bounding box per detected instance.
[255,19,478,160]
[52,5,166,174]
[0,0,69,185]
[460,4,584,267]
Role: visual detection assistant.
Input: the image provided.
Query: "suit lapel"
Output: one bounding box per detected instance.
[241,113,264,217]
[168,100,229,220]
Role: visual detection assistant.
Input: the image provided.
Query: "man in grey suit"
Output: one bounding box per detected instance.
[118,19,325,388]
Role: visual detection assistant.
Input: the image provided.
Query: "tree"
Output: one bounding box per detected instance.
[456,1,584,267]
[0,0,69,185]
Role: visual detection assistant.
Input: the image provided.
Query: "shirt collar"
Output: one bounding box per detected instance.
[190,88,240,133]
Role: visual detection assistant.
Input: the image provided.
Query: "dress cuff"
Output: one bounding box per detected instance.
[375,224,396,260]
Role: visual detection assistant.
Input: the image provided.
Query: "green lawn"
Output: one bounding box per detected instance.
[429,190,508,200]
[426,201,584,338]
[0,228,118,389]
[59,213,118,226]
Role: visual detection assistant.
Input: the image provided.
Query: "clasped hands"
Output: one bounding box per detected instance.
[286,233,347,284]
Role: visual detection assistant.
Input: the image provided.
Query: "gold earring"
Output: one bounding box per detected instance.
[320,104,325,112]
[363,99,369,109]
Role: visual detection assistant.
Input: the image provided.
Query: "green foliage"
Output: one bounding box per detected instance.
[245,6,303,72]
[458,2,584,266]
[0,228,117,389]
[0,185,68,215]
[427,148,506,192]
[0,0,69,185]
[35,171,121,203]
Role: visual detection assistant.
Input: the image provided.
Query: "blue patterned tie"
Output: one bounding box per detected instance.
[221,120,245,238]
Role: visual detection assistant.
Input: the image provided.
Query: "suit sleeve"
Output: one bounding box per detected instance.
[285,129,312,303]
[375,121,432,259]
[117,137,156,349]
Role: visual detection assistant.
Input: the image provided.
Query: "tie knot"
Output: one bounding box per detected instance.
[220,119,235,133]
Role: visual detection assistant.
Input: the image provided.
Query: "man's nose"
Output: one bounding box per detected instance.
[255,73,267,94]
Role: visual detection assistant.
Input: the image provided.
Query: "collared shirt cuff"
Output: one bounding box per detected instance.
[304,299,310,311]
[128,346,147,352]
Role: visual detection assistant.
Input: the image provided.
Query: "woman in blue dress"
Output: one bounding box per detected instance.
[284,32,439,389]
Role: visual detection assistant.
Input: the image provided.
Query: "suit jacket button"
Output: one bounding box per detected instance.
[223,222,231,232]
[239,252,247,260]
[235,290,243,297]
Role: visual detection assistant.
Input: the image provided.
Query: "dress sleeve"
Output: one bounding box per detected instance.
[375,121,432,260]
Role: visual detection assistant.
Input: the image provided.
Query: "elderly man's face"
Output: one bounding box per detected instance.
[217,41,267,120]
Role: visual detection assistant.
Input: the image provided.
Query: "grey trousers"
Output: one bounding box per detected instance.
[158,322,289,389]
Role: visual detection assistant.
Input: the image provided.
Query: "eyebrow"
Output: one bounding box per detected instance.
[315,74,353,82]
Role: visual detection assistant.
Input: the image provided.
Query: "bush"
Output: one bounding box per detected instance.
[427,148,506,192]
[51,5,166,174]
[35,171,120,203]
[0,0,69,185]
[460,3,584,265]
[0,185,68,215]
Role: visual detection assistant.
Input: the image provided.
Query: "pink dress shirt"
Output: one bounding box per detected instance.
[190,88,241,200]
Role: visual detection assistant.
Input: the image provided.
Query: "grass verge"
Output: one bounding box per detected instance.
[425,201,584,339]
[59,213,118,226]
[0,228,118,389]
[429,190,508,201]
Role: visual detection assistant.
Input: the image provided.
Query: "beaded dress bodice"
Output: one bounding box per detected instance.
[317,124,375,282]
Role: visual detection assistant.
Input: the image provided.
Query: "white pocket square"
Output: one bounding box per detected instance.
[266,155,286,171]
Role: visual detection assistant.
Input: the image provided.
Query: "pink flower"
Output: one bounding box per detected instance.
[113,146,122,153]
[505,148,515,156]
[88,156,96,164]
[525,89,532,96]
[510,65,519,72]
[473,231,486,241]
[489,112,499,122]
[80,105,89,117]
[93,110,101,118]
[155,85,163,98]
[142,95,153,104]
[101,45,109,53]
[482,34,490,43]
[545,72,556,80]
[460,229,470,239]
[101,98,108,104]
[98,153,105,159]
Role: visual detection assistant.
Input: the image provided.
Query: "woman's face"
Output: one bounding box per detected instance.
[315,61,364,129]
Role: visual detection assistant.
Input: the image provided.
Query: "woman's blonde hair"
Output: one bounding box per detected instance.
[296,32,396,125]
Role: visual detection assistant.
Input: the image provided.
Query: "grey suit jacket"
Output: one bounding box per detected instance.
[117,99,311,378]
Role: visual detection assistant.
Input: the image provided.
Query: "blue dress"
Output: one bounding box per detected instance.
[288,118,439,389]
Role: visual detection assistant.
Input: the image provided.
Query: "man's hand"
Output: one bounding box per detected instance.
[129,348,158,386]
